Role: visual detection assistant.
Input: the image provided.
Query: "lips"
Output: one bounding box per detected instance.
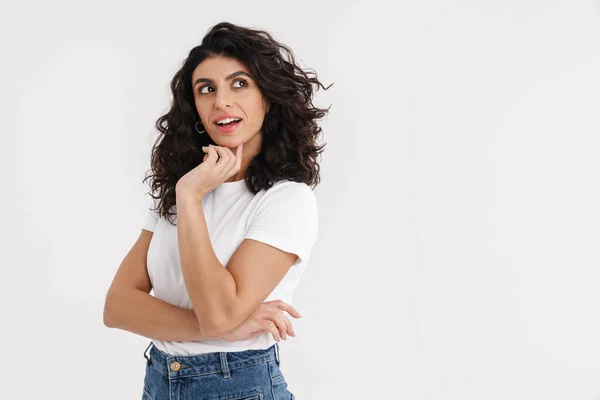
[213,114,242,125]
[215,119,241,134]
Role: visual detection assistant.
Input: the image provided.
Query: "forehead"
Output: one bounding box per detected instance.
[192,55,250,80]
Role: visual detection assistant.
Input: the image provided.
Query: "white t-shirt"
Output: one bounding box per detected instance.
[141,178,318,355]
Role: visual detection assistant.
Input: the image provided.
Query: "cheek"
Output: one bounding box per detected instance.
[194,99,211,121]
[246,107,266,126]
[246,95,268,119]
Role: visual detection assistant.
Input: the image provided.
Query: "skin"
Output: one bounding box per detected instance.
[190,55,269,182]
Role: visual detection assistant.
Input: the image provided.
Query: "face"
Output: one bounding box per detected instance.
[191,55,269,150]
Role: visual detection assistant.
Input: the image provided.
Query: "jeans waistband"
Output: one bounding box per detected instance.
[143,342,280,379]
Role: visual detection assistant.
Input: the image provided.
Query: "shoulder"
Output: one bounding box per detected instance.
[250,181,318,219]
[260,180,316,204]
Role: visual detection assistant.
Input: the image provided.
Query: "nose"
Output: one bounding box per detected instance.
[214,88,232,110]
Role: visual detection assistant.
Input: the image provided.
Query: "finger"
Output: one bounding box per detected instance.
[208,147,219,162]
[265,308,291,340]
[207,144,222,163]
[221,146,235,158]
[268,311,287,340]
[274,312,292,340]
[235,143,243,170]
[236,142,243,158]
[216,146,240,180]
[202,146,219,163]
[246,331,263,340]
[209,145,230,166]
[272,300,302,318]
[261,320,281,342]
[221,146,238,171]
[282,313,294,337]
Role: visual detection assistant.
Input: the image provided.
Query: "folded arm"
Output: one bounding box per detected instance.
[103,229,216,341]
[176,195,298,338]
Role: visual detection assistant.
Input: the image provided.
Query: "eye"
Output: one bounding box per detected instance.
[198,85,214,94]
[232,78,248,88]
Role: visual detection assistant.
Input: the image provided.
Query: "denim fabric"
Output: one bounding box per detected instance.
[142,342,295,400]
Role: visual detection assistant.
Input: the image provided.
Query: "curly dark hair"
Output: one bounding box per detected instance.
[142,22,332,224]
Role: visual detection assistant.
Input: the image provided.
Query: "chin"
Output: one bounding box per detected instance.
[216,139,243,149]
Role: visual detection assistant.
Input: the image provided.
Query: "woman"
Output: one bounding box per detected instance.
[103,22,330,399]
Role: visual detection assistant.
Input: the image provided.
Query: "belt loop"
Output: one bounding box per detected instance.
[274,342,280,366]
[219,352,231,378]
[143,342,153,366]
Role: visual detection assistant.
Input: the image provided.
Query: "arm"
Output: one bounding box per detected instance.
[176,195,298,338]
[103,229,218,341]
[104,288,216,341]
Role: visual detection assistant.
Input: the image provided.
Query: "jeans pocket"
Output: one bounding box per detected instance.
[270,361,294,400]
[271,373,286,386]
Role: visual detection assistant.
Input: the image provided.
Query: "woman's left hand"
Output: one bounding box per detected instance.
[176,143,243,200]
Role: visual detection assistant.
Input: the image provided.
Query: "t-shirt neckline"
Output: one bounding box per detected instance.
[214,178,247,194]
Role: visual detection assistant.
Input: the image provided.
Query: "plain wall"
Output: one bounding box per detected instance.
[1,0,600,398]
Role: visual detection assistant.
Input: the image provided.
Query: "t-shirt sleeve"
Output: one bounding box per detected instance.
[243,183,318,266]
[141,198,160,232]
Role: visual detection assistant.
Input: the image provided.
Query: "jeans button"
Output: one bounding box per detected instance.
[170,361,181,371]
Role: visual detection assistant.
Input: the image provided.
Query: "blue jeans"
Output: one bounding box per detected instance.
[142,341,295,399]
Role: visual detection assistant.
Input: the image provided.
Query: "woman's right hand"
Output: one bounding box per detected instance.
[219,300,301,342]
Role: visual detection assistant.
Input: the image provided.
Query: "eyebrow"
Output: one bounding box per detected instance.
[193,71,253,88]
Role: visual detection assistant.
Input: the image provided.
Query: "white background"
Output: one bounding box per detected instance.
[1,1,600,399]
